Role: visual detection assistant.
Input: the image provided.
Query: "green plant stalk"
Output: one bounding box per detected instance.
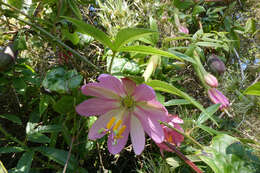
[0,1,103,72]
[159,121,204,149]
[108,52,116,74]
[0,124,26,147]
[193,54,210,90]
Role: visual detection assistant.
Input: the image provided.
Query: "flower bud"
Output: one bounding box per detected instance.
[204,73,218,87]
[208,88,229,110]
[207,54,226,74]
[178,26,189,34]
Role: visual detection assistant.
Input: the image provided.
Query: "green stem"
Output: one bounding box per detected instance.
[108,52,116,74]
[0,124,26,147]
[0,1,103,72]
[159,121,203,149]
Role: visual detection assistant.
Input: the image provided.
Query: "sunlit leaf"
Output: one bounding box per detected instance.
[118,46,196,63]
[114,28,156,51]
[244,82,260,96]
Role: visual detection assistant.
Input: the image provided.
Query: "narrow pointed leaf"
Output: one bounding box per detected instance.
[197,104,220,124]
[147,80,218,125]
[114,28,156,51]
[67,0,82,20]
[118,46,196,64]
[63,17,114,50]
[15,151,34,173]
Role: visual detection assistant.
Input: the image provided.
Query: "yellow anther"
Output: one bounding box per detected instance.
[106,117,116,129]
[167,136,173,143]
[118,125,126,136]
[113,119,122,131]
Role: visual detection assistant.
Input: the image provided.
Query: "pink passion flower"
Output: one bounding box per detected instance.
[208,88,229,110]
[76,74,168,155]
[155,114,184,156]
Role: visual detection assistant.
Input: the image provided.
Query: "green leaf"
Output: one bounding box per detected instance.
[42,67,83,94]
[164,99,191,106]
[53,96,75,114]
[27,133,51,143]
[195,42,223,48]
[114,28,156,51]
[62,29,80,45]
[107,57,140,75]
[118,46,196,64]
[63,17,114,50]
[33,125,63,134]
[245,18,256,34]
[146,80,218,125]
[0,147,24,153]
[67,0,82,20]
[39,95,52,115]
[192,5,206,16]
[197,124,223,135]
[0,114,22,125]
[197,104,220,124]
[198,134,252,173]
[15,151,34,173]
[244,82,260,96]
[7,0,24,10]
[35,147,77,170]
[174,0,194,10]
[168,49,196,64]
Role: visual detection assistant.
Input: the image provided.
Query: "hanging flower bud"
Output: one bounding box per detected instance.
[208,88,229,110]
[204,73,218,87]
[207,54,226,74]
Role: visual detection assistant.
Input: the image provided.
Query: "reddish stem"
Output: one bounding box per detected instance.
[163,142,203,173]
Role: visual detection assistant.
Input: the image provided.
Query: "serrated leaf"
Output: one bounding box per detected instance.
[146,80,218,126]
[114,28,156,51]
[67,0,82,20]
[63,17,113,50]
[244,82,260,96]
[118,46,196,64]
[15,151,34,173]
[35,147,77,170]
[0,114,22,125]
[0,147,24,153]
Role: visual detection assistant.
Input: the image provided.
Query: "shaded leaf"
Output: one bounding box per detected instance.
[0,114,22,125]
[67,0,82,20]
[27,133,50,143]
[0,147,24,154]
[15,151,34,173]
[35,147,77,170]
[63,17,114,50]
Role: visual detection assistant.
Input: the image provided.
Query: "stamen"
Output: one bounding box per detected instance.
[118,125,126,136]
[106,117,116,129]
[168,136,173,143]
[113,119,122,131]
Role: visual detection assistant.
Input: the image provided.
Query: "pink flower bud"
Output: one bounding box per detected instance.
[208,88,229,110]
[178,26,189,34]
[204,73,218,87]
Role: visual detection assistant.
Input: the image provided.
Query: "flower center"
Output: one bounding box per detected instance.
[99,116,126,145]
[122,96,135,109]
